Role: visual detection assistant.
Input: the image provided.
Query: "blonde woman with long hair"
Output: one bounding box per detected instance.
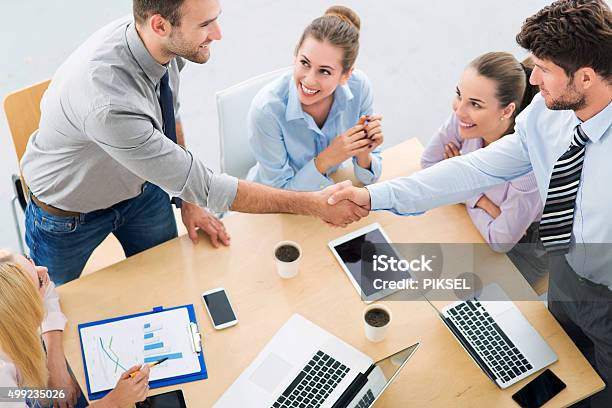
[0,250,150,407]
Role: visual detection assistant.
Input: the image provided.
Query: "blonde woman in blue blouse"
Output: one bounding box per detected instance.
[247,6,384,191]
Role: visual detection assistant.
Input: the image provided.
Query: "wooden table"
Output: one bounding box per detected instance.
[58,139,604,407]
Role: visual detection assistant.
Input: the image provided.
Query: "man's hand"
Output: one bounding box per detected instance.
[313,181,370,227]
[327,185,372,210]
[180,201,230,247]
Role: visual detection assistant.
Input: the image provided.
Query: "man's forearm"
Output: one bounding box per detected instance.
[230,180,319,216]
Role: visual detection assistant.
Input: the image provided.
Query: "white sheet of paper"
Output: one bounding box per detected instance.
[80,308,201,394]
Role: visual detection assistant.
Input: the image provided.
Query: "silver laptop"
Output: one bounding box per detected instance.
[215,314,419,408]
[439,284,557,389]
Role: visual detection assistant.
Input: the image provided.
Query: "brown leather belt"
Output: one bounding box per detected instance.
[30,193,81,217]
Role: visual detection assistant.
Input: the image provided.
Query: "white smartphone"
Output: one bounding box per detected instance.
[201,288,238,330]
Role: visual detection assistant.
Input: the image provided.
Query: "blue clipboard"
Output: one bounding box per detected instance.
[78,304,207,401]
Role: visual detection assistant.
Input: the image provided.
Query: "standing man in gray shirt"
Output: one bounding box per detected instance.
[21,0,368,285]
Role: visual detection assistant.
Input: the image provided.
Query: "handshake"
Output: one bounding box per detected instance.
[311,180,373,227]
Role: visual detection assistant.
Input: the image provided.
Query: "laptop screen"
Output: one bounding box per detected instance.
[369,343,419,401]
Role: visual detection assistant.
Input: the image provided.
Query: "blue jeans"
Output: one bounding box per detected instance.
[25,183,178,285]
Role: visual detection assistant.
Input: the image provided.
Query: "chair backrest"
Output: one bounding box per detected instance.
[3,79,51,162]
[216,67,291,179]
[4,79,51,203]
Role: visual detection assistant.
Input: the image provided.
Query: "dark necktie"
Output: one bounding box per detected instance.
[539,124,590,254]
[160,71,182,208]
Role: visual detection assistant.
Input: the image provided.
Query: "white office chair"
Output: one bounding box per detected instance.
[216,67,291,179]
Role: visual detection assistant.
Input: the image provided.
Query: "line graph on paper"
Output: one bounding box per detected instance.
[92,335,138,386]
[99,336,128,373]
[80,308,202,394]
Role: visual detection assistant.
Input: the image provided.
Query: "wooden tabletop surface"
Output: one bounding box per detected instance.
[58,138,603,407]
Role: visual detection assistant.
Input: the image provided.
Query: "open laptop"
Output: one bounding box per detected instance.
[438,284,557,389]
[215,314,419,408]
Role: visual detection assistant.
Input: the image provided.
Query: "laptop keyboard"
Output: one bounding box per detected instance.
[354,389,375,408]
[271,350,349,408]
[446,300,533,383]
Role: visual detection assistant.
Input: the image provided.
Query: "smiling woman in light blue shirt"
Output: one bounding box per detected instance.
[247,6,383,191]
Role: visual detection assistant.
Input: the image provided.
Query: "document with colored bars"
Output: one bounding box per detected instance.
[80,308,201,394]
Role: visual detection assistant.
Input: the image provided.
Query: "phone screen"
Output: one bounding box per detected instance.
[203,290,236,326]
[136,390,186,408]
[512,369,566,407]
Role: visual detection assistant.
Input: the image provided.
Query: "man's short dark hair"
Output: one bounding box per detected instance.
[133,0,186,26]
[516,0,612,82]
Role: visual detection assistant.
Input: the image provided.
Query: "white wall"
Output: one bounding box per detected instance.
[0,0,551,250]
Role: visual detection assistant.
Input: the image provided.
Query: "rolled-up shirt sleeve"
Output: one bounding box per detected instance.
[366,128,533,215]
[468,174,543,253]
[41,281,67,333]
[84,105,238,212]
[465,194,484,209]
[353,150,382,185]
[249,104,332,191]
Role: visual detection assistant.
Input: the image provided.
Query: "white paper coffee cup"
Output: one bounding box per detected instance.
[273,241,302,279]
[363,304,392,342]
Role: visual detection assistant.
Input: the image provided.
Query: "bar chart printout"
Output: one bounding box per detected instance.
[80,308,201,394]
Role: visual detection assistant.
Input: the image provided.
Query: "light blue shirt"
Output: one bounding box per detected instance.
[246,69,382,191]
[367,94,612,288]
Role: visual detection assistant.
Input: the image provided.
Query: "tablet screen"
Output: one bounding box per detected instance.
[333,227,404,298]
[136,390,187,408]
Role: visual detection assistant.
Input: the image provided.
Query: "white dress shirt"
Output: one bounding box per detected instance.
[367,94,612,288]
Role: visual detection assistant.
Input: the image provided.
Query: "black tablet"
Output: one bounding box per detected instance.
[136,390,187,408]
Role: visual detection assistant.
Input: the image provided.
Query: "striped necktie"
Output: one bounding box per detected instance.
[539,125,590,254]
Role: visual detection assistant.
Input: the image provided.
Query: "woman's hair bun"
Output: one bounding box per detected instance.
[324,5,361,31]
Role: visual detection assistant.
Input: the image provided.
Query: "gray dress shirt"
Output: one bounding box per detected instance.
[21,16,237,213]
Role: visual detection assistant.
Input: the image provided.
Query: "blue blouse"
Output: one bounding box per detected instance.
[246,69,382,191]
